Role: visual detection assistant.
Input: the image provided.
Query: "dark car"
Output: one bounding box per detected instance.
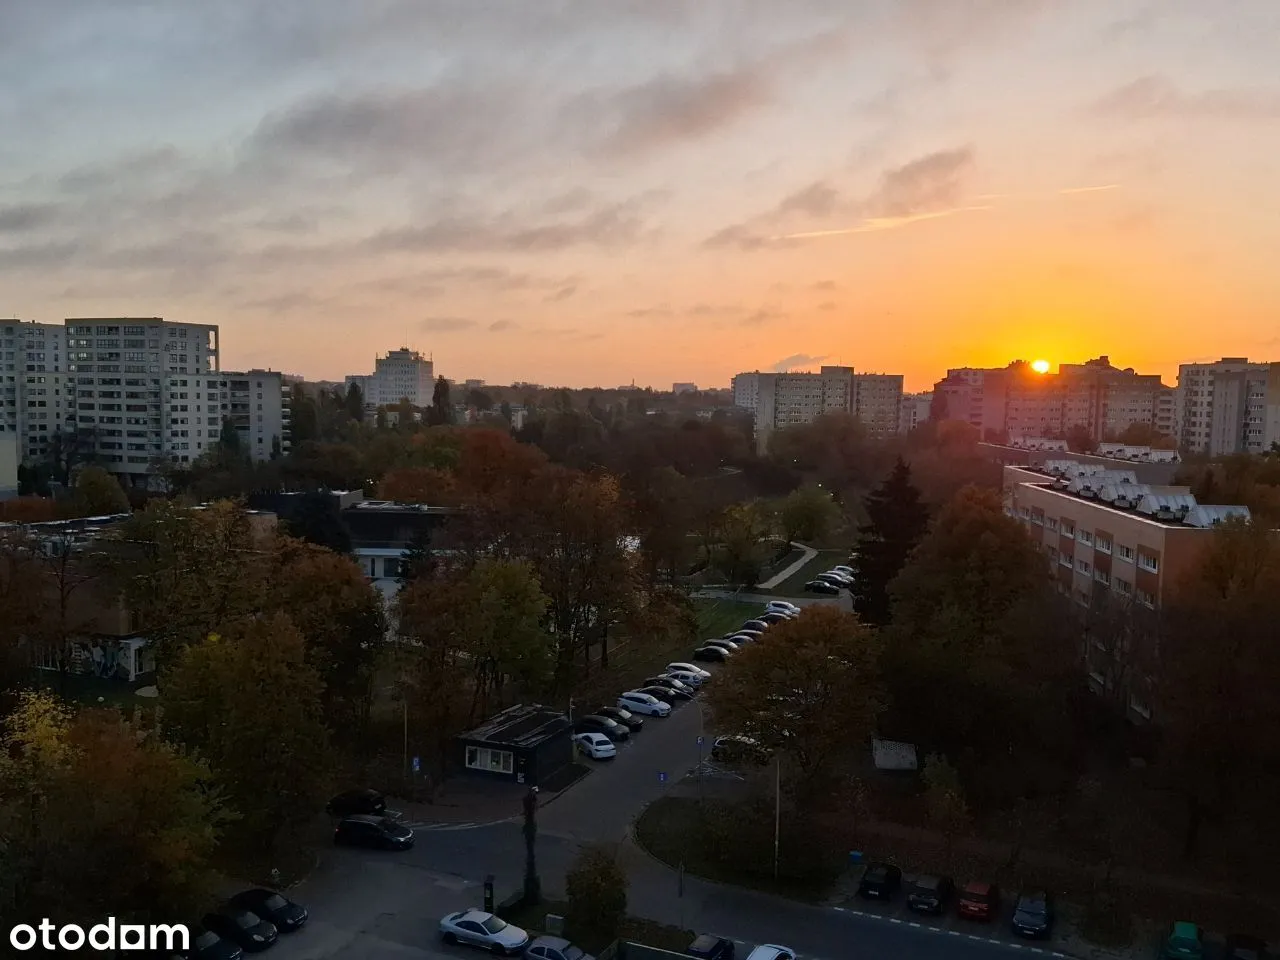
[857,862,902,900]
[724,629,761,640]
[334,814,415,850]
[201,905,278,953]
[182,927,244,960]
[595,706,644,732]
[758,611,790,625]
[326,788,386,817]
[906,875,954,915]
[229,889,308,932]
[1225,934,1271,960]
[686,933,735,959]
[740,619,770,632]
[692,646,730,662]
[705,638,741,652]
[574,715,631,741]
[637,685,693,704]
[644,676,696,695]
[957,881,999,921]
[804,580,841,595]
[1011,890,1053,939]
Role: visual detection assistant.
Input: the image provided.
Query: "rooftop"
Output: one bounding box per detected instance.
[459,704,569,747]
[346,500,457,515]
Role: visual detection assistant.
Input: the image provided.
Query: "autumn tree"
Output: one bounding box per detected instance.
[922,753,970,867]
[71,464,130,516]
[851,457,929,625]
[1064,423,1098,453]
[162,615,330,853]
[712,500,774,587]
[778,482,840,544]
[379,466,459,505]
[706,605,884,812]
[427,375,455,426]
[0,692,228,926]
[630,466,696,585]
[566,845,628,942]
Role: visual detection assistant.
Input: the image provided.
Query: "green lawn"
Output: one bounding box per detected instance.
[759,549,849,597]
[694,597,766,642]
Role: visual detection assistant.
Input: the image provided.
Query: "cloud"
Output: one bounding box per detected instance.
[742,308,784,326]
[1090,75,1280,121]
[419,316,476,332]
[774,205,989,240]
[1058,184,1120,194]
[817,301,837,311]
[777,181,843,217]
[0,202,60,233]
[544,284,578,303]
[488,320,519,332]
[812,280,838,290]
[863,147,974,217]
[626,305,674,319]
[770,353,827,371]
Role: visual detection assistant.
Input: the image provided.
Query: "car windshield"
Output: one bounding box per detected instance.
[564,947,585,960]
[912,877,939,891]
[195,932,219,948]
[963,889,993,903]
[480,916,508,934]
[234,911,258,929]
[262,894,287,909]
[1017,899,1046,916]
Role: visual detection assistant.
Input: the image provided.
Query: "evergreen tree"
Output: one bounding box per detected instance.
[218,417,242,454]
[289,383,318,444]
[851,457,929,625]
[344,382,366,422]
[398,528,436,585]
[427,376,455,426]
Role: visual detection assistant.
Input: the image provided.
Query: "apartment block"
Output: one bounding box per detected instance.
[1175,358,1280,455]
[898,392,933,435]
[206,370,292,462]
[852,373,904,438]
[1,320,68,464]
[731,372,761,411]
[346,348,434,408]
[65,318,219,482]
[753,366,854,452]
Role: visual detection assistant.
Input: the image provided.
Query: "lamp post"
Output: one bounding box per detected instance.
[522,786,541,904]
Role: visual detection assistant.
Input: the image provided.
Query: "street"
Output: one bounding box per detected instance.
[266,687,1070,960]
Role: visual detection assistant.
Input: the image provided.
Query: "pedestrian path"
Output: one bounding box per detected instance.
[755,541,817,589]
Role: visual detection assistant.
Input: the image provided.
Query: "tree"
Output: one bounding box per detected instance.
[0,692,228,927]
[218,417,242,455]
[851,457,929,625]
[500,400,514,424]
[427,376,455,426]
[631,467,696,584]
[1114,421,1175,448]
[379,466,458,504]
[289,383,318,444]
[778,483,839,544]
[565,845,628,942]
[466,388,494,412]
[922,753,970,867]
[706,606,885,811]
[1064,423,1098,453]
[712,500,773,587]
[344,382,366,421]
[398,527,437,585]
[72,464,130,516]
[162,615,331,853]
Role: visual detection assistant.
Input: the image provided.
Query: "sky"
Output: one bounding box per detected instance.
[4,1,1280,391]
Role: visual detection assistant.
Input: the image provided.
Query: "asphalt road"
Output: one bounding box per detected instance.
[265,667,1073,960]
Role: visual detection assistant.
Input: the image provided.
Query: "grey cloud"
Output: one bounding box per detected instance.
[627,305,673,318]
[771,353,827,371]
[743,309,784,326]
[57,146,187,193]
[1090,75,1280,121]
[817,301,837,311]
[545,285,578,303]
[0,202,60,232]
[419,316,476,332]
[863,147,974,217]
[0,240,88,272]
[239,291,335,313]
[489,320,519,332]
[778,182,842,217]
[812,280,839,290]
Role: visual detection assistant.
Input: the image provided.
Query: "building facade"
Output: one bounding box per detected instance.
[1,320,68,465]
[345,348,434,408]
[1175,358,1280,456]
[898,392,933,435]
[208,370,291,462]
[736,365,903,450]
[852,373,904,438]
[731,372,760,411]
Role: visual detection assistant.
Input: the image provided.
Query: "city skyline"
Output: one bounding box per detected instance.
[5,2,1280,390]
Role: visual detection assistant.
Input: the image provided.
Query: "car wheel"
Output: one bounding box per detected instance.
[441,932,457,945]
[489,944,505,955]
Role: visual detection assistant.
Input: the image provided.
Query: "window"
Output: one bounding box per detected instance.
[1095,536,1112,554]
[1136,587,1155,608]
[1116,545,1134,562]
[1137,552,1159,573]
[1077,530,1093,546]
[1075,558,1092,575]
[1114,578,1133,596]
[1094,569,1111,585]
[1045,517,1058,532]
[464,746,513,774]
[1060,520,1075,537]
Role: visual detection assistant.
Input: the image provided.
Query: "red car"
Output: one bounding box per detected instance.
[957,881,999,921]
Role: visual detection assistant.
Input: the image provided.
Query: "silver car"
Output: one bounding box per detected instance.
[438,909,530,955]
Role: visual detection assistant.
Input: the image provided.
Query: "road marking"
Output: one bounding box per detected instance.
[824,903,1069,957]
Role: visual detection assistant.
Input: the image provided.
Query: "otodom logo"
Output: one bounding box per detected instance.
[9,918,189,953]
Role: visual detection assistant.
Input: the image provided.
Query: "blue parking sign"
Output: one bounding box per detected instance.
[411,756,420,772]
[658,771,668,784]
[696,736,704,746]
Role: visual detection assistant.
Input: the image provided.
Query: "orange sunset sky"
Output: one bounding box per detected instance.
[4,1,1280,391]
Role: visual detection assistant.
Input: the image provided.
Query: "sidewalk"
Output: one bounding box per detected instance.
[392,764,592,826]
[755,542,817,590]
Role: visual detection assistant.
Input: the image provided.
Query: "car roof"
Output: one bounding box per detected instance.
[460,909,494,922]
[1171,921,1201,937]
[962,881,994,894]
[911,875,941,887]
[745,946,794,960]
[343,813,385,824]
[530,935,572,949]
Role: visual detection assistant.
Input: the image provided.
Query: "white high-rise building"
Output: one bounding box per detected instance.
[1,320,68,465]
[204,370,291,462]
[345,348,434,408]
[731,372,761,411]
[1176,358,1280,456]
[898,392,934,435]
[65,318,219,483]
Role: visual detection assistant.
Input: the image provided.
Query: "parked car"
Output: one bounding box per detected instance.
[618,691,671,716]
[857,862,902,899]
[637,684,693,704]
[1011,890,1054,938]
[957,881,999,921]
[1225,934,1271,960]
[438,909,531,955]
[804,580,841,595]
[201,905,278,953]
[525,934,595,960]
[817,571,853,587]
[334,814,414,850]
[325,788,386,817]
[644,676,695,695]
[725,629,761,640]
[595,706,643,731]
[906,875,954,915]
[692,645,731,662]
[686,933,735,959]
[721,633,758,645]
[831,565,855,577]
[229,889,308,932]
[710,735,769,765]
[744,946,795,960]
[1160,922,1206,959]
[704,638,740,652]
[667,662,711,679]
[183,928,244,960]
[574,715,630,741]
[740,619,770,632]
[664,669,706,688]
[573,732,617,761]
[758,611,790,625]
[764,601,800,615]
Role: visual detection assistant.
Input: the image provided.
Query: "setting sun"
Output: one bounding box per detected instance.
[1031,359,1051,374]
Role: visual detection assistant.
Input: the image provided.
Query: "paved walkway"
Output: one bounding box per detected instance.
[754,541,817,589]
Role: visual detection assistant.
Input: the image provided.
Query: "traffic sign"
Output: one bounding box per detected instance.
[696,736,704,746]
[658,771,668,784]
[411,756,420,773]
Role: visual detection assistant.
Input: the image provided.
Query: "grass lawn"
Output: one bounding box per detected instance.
[694,596,766,642]
[759,549,848,597]
[499,897,694,954]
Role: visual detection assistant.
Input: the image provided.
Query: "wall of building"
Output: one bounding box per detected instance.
[0,429,17,497]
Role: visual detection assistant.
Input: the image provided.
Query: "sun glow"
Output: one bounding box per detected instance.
[1031,359,1050,374]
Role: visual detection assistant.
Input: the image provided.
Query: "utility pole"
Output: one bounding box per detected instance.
[773,755,781,880]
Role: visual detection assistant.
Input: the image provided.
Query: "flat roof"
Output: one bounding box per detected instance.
[1017,481,1249,530]
[459,704,569,747]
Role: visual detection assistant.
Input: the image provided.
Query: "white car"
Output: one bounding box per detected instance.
[618,691,671,717]
[664,670,705,688]
[439,909,531,955]
[666,662,711,679]
[744,946,796,960]
[573,732,616,760]
[832,565,855,577]
[765,601,801,615]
